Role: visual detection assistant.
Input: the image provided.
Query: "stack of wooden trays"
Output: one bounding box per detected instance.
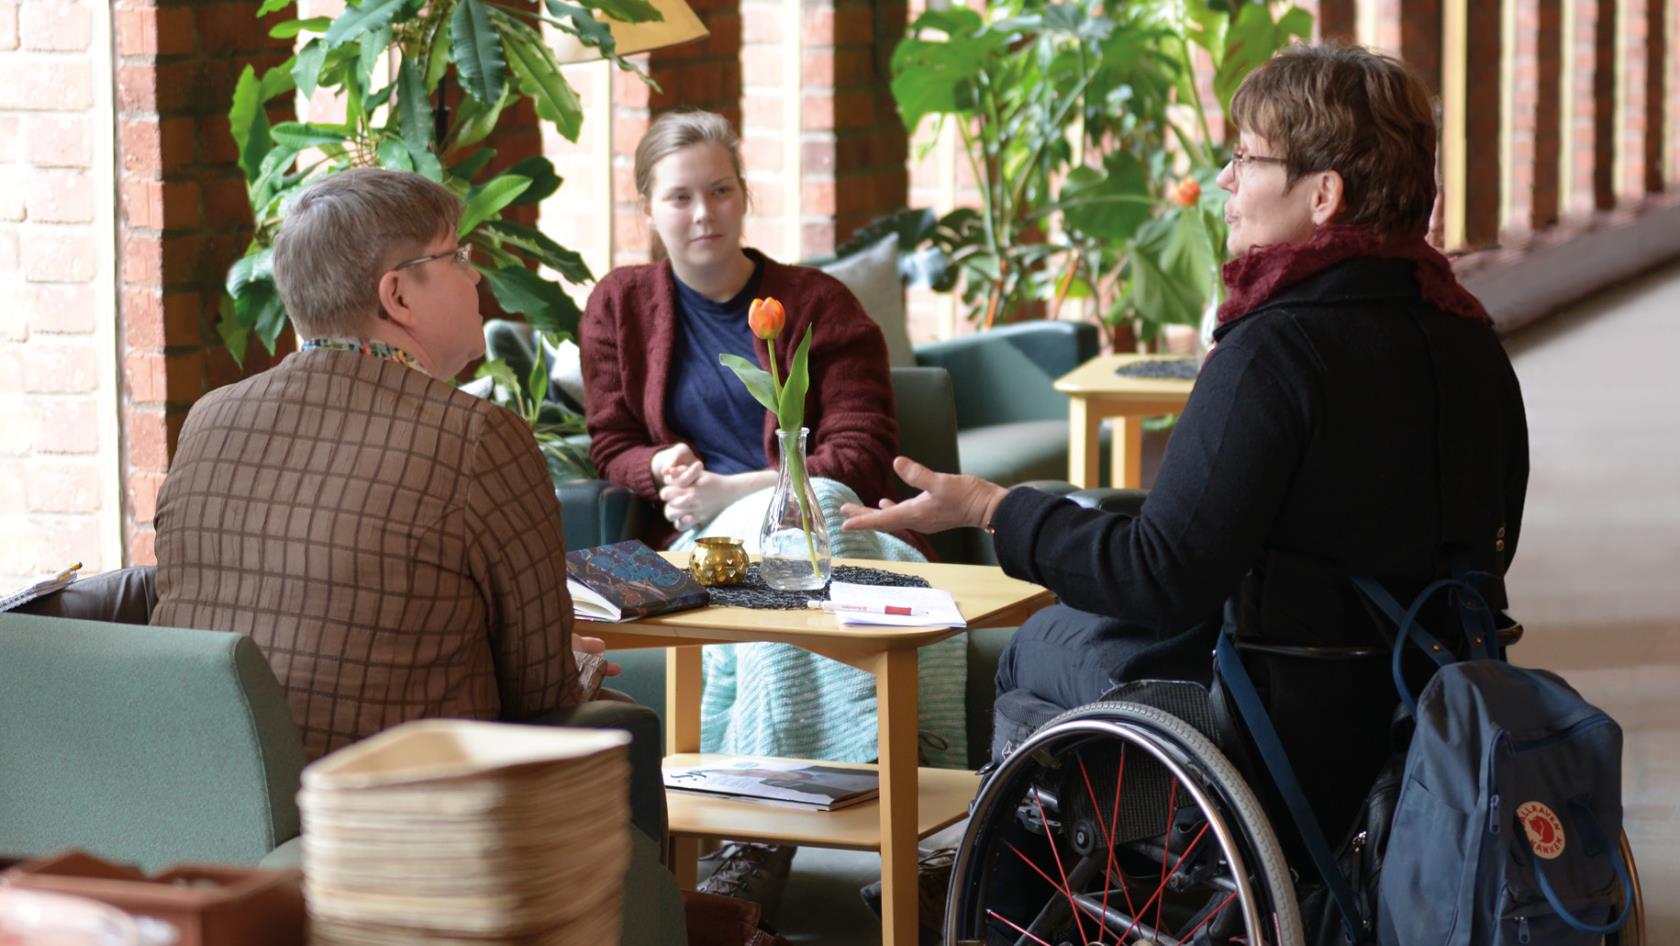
[298,720,630,946]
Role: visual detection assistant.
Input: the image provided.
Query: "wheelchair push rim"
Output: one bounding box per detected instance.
[946,701,1304,946]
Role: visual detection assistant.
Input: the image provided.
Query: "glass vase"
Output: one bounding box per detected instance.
[758,427,832,591]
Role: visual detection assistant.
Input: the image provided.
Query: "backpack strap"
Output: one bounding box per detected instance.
[1349,575,1495,716]
[1215,600,1367,943]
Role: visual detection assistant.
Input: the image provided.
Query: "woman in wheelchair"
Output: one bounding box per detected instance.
[843,44,1545,945]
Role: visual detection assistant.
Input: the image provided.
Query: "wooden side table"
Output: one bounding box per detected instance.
[1053,353,1197,489]
[590,556,1053,946]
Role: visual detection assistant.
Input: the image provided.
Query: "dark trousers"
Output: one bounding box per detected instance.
[994,603,1155,711]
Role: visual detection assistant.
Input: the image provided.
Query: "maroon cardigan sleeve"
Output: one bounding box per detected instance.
[580,265,668,503]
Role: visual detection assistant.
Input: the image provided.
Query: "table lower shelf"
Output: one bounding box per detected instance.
[663,753,979,851]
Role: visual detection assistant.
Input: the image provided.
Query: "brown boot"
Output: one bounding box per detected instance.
[695,842,797,923]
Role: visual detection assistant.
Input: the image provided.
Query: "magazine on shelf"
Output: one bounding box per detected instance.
[564,540,708,622]
[663,758,880,811]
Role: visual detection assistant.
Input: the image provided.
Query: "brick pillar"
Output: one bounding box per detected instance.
[609,0,743,267]
[113,0,292,563]
[1589,0,1616,210]
[1532,0,1564,230]
[1462,0,1502,248]
[1639,0,1666,193]
[0,0,117,587]
[1400,0,1443,94]
[1318,0,1358,43]
[797,0,908,258]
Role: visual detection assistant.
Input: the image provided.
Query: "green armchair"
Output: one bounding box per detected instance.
[0,580,687,946]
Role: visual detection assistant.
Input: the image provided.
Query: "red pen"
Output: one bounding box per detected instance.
[807,601,930,617]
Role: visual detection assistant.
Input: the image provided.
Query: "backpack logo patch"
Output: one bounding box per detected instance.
[1518,801,1566,859]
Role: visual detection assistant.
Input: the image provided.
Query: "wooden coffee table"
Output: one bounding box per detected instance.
[589,555,1053,946]
[1054,353,1197,489]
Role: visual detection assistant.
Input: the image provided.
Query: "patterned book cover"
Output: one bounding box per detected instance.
[565,540,708,622]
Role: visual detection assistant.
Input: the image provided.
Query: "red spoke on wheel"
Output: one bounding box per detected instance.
[985,908,1057,946]
[1108,751,1139,921]
[1119,821,1211,944]
[1175,889,1239,943]
[1076,752,1116,939]
[1006,841,1093,944]
[1156,778,1179,934]
[1033,790,1092,946]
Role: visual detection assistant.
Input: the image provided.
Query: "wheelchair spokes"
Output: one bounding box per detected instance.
[946,702,1304,946]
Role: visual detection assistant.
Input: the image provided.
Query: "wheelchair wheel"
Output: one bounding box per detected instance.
[1607,830,1645,946]
[946,700,1303,946]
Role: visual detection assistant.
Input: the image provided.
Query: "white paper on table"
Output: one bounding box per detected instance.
[825,580,966,627]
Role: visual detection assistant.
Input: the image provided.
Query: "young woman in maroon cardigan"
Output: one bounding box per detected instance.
[578,110,965,919]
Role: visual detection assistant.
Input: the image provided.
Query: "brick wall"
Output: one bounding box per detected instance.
[112,0,293,565]
[0,0,120,591]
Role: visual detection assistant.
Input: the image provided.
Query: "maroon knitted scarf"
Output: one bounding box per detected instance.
[1217,223,1491,326]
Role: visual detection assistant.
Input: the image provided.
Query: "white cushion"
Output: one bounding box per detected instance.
[819,234,914,368]
[544,336,587,409]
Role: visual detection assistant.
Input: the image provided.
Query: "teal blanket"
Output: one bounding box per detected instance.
[670,479,968,768]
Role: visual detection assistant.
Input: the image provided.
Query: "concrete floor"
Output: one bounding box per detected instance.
[1502,258,1680,941]
[765,259,1680,944]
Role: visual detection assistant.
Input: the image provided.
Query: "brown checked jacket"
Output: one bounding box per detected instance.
[152,348,586,760]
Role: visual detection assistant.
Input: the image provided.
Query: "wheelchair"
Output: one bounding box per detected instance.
[942,624,1647,946]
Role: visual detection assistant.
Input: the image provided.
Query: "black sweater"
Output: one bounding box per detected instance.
[991,255,1530,836]
[994,256,1527,640]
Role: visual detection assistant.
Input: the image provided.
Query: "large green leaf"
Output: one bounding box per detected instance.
[888,10,1005,131]
[1058,150,1151,242]
[323,0,407,49]
[448,81,512,150]
[504,156,560,205]
[269,16,330,39]
[717,354,779,414]
[376,136,416,171]
[396,57,432,151]
[496,14,582,140]
[424,15,452,91]
[293,38,328,99]
[259,57,297,100]
[225,246,274,297]
[545,0,618,54]
[451,0,505,105]
[449,147,497,181]
[228,66,271,184]
[478,219,591,283]
[357,26,392,93]
[217,296,249,366]
[776,325,815,433]
[270,121,349,149]
[479,266,581,337]
[459,174,531,235]
[573,0,661,25]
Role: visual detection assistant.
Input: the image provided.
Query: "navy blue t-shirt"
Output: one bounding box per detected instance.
[663,260,768,475]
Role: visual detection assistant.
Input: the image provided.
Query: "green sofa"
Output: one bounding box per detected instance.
[0,604,688,946]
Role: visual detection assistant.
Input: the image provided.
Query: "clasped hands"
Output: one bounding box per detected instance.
[839,456,1009,537]
[649,442,768,532]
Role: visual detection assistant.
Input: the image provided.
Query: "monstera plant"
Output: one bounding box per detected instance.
[886,0,1310,340]
[220,0,663,365]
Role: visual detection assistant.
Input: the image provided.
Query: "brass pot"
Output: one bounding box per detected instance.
[689,537,749,587]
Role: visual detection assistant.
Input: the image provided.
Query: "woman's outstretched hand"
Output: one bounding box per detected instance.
[840,457,1009,536]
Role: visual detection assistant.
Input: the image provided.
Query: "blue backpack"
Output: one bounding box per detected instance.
[1218,573,1635,945]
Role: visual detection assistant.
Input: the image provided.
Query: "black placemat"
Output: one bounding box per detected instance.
[1115,357,1199,380]
[705,563,931,610]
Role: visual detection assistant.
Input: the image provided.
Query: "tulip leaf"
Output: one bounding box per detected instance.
[718,355,780,415]
[776,325,815,433]
[451,0,505,105]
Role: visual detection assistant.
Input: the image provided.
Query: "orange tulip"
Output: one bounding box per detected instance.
[748,297,785,340]
[1171,178,1201,208]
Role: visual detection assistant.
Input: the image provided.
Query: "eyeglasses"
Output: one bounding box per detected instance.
[392,245,473,271]
[1229,149,1288,174]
